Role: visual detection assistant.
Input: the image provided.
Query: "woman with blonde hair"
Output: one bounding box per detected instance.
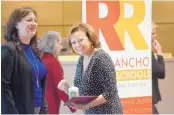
[151,21,165,114]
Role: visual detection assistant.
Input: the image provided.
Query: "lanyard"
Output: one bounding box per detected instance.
[23,46,39,88]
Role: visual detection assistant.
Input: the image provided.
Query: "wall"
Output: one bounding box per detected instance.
[157,59,174,114]
[152,1,174,56]
[1,1,174,56]
[1,1,82,55]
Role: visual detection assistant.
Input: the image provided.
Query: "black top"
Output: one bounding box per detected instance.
[74,49,123,114]
[1,41,48,114]
[152,52,165,104]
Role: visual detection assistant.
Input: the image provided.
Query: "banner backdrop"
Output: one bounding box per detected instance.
[82,0,152,114]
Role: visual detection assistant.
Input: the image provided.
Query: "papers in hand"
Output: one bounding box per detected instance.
[64,96,97,106]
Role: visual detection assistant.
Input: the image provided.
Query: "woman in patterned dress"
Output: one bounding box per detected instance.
[59,23,123,114]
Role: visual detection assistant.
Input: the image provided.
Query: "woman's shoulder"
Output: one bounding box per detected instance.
[2,41,15,48]
[42,54,59,64]
[1,41,17,54]
[94,49,111,60]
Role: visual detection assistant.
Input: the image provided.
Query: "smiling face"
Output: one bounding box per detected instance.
[16,12,37,41]
[70,30,93,56]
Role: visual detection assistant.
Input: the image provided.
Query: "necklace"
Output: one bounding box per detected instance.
[23,46,39,88]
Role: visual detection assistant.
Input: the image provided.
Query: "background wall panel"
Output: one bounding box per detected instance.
[1,1,174,56]
[63,25,72,37]
[37,26,63,39]
[152,1,174,23]
[1,1,63,26]
[155,24,174,55]
[152,1,174,56]
[63,1,82,25]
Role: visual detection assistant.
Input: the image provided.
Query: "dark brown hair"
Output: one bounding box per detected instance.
[4,7,39,54]
[68,23,101,52]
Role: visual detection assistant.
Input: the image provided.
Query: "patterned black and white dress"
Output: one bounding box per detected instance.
[74,49,123,114]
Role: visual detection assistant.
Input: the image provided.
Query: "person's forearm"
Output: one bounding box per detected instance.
[85,95,107,109]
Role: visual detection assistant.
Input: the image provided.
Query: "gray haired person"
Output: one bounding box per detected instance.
[38,31,75,114]
[38,31,62,58]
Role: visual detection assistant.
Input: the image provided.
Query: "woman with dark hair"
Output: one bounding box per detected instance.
[1,7,47,114]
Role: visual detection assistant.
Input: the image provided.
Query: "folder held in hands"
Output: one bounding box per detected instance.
[64,96,97,106]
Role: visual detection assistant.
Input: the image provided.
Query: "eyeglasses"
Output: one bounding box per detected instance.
[71,36,86,46]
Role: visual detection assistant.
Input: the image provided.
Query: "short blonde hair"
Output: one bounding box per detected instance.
[152,21,158,30]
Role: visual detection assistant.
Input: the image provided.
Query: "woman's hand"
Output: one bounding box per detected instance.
[69,103,84,110]
[152,39,162,55]
[57,79,70,93]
